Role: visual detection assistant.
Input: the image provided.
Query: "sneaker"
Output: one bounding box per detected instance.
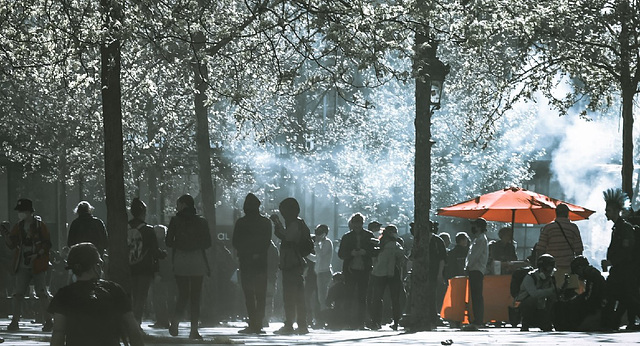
[42,320,53,332]
[7,320,18,331]
[168,322,179,337]
[189,331,203,340]
[390,323,399,331]
[274,325,295,335]
[295,327,309,334]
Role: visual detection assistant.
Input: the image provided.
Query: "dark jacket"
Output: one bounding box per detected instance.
[232,195,272,269]
[607,217,635,272]
[68,213,108,254]
[338,229,376,273]
[166,207,212,251]
[128,219,166,276]
[445,245,469,279]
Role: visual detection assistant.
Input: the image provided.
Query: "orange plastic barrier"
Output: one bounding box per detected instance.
[440,275,513,323]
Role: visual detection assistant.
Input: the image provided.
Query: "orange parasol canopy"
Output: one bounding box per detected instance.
[436,187,595,225]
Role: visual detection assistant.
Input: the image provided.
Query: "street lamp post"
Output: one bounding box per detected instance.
[407,34,449,331]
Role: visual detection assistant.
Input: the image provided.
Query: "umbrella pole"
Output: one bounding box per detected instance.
[511,209,515,232]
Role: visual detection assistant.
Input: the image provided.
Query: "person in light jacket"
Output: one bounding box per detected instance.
[463,218,489,330]
[370,225,406,330]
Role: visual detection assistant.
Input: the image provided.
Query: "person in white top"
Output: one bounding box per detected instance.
[308,225,333,312]
[464,218,489,329]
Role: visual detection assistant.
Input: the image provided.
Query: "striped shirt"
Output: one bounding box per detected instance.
[537,217,583,269]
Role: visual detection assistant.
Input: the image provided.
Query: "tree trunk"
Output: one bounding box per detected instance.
[100,0,130,291]
[619,1,635,200]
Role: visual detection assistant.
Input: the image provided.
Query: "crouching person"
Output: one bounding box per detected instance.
[49,243,144,346]
[554,256,606,331]
[515,254,558,331]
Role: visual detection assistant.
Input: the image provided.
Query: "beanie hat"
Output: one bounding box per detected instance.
[130,198,147,218]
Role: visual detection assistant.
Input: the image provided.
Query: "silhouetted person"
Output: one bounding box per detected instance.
[601,188,640,330]
[489,227,518,263]
[232,193,272,334]
[128,198,166,325]
[370,225,406,330]
[166,194,212,339]
[48,243,144,346]
[325,272,348,330]
[515,254,558,332]
[67,201,108,256]
[538,204,583,292]
[149,225,173,329]
[463,218,488,330]
[308,224,333,324]
[428,221,447,326]
[554,256,606,331]
[271,197,313,335]
[264,240,279,326]
[2,198,53,332]
[338,213,376,330]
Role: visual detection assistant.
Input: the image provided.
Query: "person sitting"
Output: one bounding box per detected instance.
[48,242,143,346]
[324,272,349,330]
[515,254,558,331]
[554,256,606,331]
[489,227,518,263]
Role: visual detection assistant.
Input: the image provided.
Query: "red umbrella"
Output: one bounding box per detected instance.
[436,187,595,227]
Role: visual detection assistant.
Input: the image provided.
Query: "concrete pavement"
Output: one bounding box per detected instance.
[0,319,639,345]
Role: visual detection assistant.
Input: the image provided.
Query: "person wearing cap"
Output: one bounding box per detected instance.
[67,201,108,256]
[367,221,382,239]
[537,204,583,293]
[463,218,489,330]
[128,197,167,326]
[553,256,606,331]
[232,193,272,334]
[1,198,53,332]
[166,194,212,339]
[48,242,144,346]
[514,254,559,331]
[370,225,406,330]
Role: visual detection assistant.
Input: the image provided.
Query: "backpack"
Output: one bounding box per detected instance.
[510,266,534,298]
[298,220,315,258]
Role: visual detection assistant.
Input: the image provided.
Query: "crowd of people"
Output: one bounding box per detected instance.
[0,187,639,344]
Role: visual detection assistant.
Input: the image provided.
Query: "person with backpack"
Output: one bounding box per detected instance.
[127,198,167,326]
[2,198,53,332]
[67,201,108,257]
[514,254,559,331]
[338,213,377,330]
[166,194,212,339]
[271,197,314,335]
[601,188,640,330]
[232,193,272,334]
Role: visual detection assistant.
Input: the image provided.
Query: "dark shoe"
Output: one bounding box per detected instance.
[6,320,18,331]
[169,322,178,336]
[295,327,309,334]
[189,331,203,339]
[390,323,399,331]
[238,327,255,334]
[42,320,53,332]
[626,324,640,331]
[274,325,295,335]
[148,322,169,329]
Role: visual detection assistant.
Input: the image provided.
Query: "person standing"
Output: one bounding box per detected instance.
[489,227,518,263]
[537,204,583,291]
[309,225,333,320]
[338,213,376,330]
[48,242,144,346]
[271,197,314,335]
[232,193,272,334]
[601,188,640,330]
[370,225,406,330]
[166,194,212,339]
[148,225,173,330]
[428,222,447,326]
[128,198,166,326]
[463,218,489,330]
[2,198,53,332]
[67,201,108,256]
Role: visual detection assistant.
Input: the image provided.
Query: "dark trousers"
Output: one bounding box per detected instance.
[131,273,154,324]
[345,269,370,328]
[173,275,203,331]
[468,270,484,325]
[603,270,640,329]
[282,270,306,328]
[520,296,553,330]
[240,264,268,330]
[370,273,403,326]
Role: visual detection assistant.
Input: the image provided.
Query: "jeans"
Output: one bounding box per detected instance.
[370,273,403,326]
[345,269,369,328]
[240,263,267,330]
[173,275,203,331]
[468,270,484,325]
[281,270,306,328]
[131,273,153,324]
[12,267,50,322]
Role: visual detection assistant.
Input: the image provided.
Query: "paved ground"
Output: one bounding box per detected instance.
[0,319,639,345]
